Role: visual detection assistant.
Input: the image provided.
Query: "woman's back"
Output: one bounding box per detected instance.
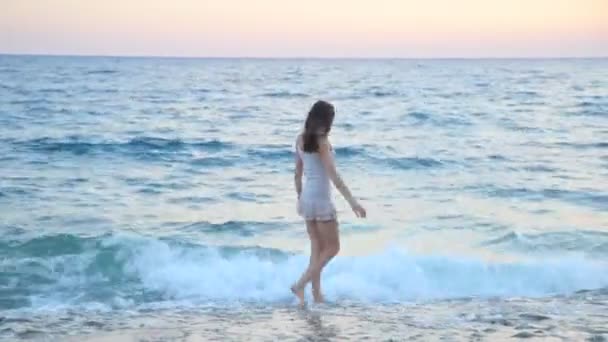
[296,136,331,198]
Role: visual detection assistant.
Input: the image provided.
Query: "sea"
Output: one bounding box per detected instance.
[0,55,607,341]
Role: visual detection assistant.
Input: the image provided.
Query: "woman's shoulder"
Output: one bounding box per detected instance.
[317,135,333,151]
[317,134,329,144]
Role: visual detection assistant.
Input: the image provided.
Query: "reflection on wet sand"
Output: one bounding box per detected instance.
[298,308,340,341]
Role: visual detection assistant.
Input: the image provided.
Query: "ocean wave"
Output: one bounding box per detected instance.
[511,90,540,97]
[556,142,608,150]
[486,186,608,210]
[407,111,431,121]
[246,145,369,161]
[38,88,65,94]
[189,156,235,167]
[402,111,472,127]
[85,69,118,75]
[259,91,309,98]
[367,88,398,97]
[520,164,559,173]
[18,137,232,156]
[180,220,282,236]
[2,234,607,310]
[334,146,368,157]
[16,139,428,166]
[578,100,606,108]
[381,156,445,170]
[9,98,52,106]
[570,99,607,117]
[0,186,31,197]
[19,137,377,163]
[226,191,273,202]
[481,231,608,255]
[247,146,293,160]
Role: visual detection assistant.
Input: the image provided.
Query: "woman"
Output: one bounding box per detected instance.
[291,100,366,306]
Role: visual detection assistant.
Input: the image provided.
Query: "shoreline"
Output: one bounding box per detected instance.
[5,291,607,341]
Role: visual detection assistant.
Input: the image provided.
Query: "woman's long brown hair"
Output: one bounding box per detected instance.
[303,100,335,152]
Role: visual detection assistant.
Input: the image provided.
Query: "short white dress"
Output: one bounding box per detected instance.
[296,140,337,221]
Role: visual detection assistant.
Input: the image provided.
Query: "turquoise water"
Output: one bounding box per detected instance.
[0,55,607,340]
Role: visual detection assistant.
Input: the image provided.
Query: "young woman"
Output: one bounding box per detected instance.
[291,100,366,306]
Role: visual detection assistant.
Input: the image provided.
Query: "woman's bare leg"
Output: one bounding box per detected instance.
[311,224,325,302]
[293,220,339,304]
[312,219,340,303]
[292,220,320,306]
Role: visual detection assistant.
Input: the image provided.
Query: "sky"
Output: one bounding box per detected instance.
[1,0,607,58]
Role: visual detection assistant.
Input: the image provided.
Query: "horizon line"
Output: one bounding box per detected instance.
[1,52,607,60]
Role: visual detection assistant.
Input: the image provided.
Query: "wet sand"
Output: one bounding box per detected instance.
[5,289,606,341]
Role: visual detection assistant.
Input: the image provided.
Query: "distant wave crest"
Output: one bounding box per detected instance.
[18,136,232,155]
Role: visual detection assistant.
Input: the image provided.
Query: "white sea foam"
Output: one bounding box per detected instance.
[121,237,608,303]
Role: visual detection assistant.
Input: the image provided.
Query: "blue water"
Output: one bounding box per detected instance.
[0,55,607,339]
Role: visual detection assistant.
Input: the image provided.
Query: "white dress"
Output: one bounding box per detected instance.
[296,140,337,221]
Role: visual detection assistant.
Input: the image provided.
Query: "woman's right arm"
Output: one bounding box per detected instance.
[318,139,366,217]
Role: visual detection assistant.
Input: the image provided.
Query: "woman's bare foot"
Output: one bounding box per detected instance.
[291,284,305,307]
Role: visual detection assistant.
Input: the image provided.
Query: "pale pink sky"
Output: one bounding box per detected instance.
[1,0,607,58]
